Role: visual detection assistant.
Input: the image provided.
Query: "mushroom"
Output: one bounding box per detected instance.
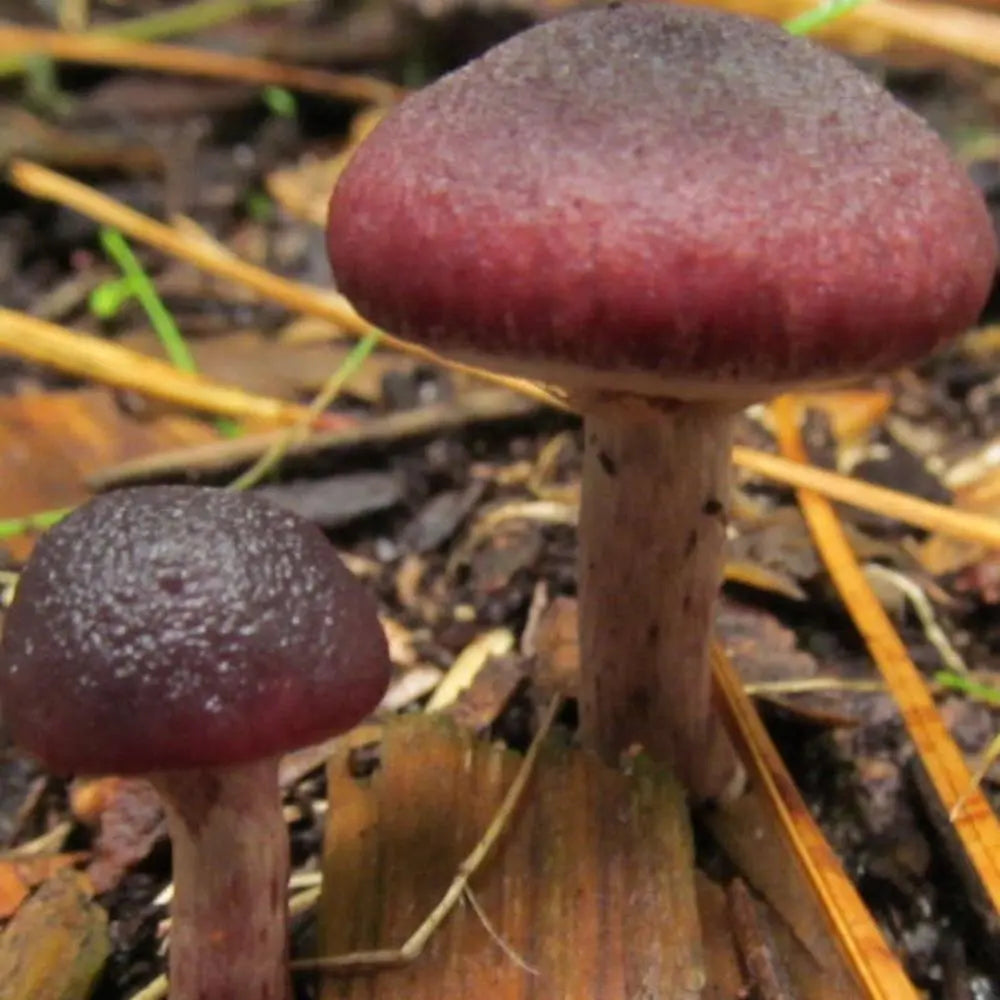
[0,486,390,1000]
[326,3,996,800]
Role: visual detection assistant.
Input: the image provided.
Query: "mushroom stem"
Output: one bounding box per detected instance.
[578,400,742,801]
[152,758,291,1000]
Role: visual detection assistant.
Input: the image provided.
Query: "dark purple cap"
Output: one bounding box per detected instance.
[0,486,390,775]
[328,2,996,402]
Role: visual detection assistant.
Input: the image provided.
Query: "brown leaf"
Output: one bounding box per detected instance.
[0,855,90,921]
[78,780,165,896]
[716,600,820,686]
[0,389,215,560]
[0,869,110,1000]
[0,864,27,921]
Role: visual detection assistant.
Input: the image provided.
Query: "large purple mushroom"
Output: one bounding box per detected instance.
[326,2,996,801]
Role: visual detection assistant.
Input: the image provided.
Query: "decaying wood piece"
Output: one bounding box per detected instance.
[318,715,703,1000]
[707,792,862,1000]
[88,389,545,489]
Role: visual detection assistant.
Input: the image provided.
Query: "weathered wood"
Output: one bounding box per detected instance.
[318,715,703,1000]
[707,791,862,1000]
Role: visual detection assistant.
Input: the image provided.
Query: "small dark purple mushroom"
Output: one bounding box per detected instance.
[326,2,996,801]
[0,485,391,1000]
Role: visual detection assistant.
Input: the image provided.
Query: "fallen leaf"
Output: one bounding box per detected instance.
[716,599,820,685]
[80,780,165,895]
[0,389,215,560]
[0,869,109,1000]
[0,855,89,921]
[0,864,27,921]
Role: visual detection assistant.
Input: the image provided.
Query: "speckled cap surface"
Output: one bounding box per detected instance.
[0,486,390,775]
[328,2,996,400]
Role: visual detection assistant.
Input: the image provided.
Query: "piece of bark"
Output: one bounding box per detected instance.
[89,389,544,489]
[695,874,746,999]
[318,714,704,1000]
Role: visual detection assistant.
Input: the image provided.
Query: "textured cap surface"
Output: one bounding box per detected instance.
[0,486,390,774]
[328,2,996,399]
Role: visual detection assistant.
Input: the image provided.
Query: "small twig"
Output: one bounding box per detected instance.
[291,694,563,974]
[1,821,73,858]
[0,26,401,105]
[8,161,565,412]
[743,677,886,696]
[88,391,542,491]
[0,0,306,78]
[0,570,19,607]
[864,562,968,674]
[0,306,308,425]
[733,444,1000,550]
[128,977,168,1000]
[425,628,515,713]
[727,878,799,1000]
[463,886,538,975]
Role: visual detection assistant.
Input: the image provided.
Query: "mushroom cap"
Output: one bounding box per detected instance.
[0,486,390,775]
[328,2,997,402]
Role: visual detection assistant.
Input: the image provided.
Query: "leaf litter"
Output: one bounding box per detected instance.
[3,1,1000,999]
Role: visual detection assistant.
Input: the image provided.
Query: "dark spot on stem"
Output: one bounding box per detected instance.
[684,530,697,557]
[627,687,650,719]
[598,450,617,476]
[702,498,724,517]
[646,623,659,644]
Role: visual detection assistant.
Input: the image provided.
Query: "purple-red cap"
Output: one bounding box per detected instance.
[0,486,390,775]
[328,2,996,402]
